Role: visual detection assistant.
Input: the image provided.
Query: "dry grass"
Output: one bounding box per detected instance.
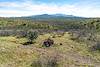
[0,32,100,67]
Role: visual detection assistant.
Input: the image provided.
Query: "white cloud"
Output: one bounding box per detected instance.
[0,1,100,17]
[0,10,33,17]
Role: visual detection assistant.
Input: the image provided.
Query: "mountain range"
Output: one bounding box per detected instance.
[22,14,84,19]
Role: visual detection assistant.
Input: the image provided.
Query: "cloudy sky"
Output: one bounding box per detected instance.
[0,0,100,17]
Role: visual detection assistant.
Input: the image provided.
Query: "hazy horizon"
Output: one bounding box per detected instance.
[0,0,100,17]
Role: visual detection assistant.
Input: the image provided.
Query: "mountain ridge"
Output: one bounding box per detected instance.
[27,14,83,18]
[20,14,84,20]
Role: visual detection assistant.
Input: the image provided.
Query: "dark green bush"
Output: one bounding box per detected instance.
[22,30,38,45]
[27,30,38,43]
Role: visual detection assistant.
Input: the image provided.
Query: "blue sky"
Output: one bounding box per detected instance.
[0,0,100,17]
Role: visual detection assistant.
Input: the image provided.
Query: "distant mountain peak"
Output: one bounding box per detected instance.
[25,14,84,19]
[31,14,75,17]
[52,14,69,16]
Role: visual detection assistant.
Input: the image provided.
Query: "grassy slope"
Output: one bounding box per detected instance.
[0,33,100,67]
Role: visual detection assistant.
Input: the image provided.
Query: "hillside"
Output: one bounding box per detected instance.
[0,32,100,67]
[0,17,100,67]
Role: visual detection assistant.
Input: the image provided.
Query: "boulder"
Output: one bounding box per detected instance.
[43,39,54,47]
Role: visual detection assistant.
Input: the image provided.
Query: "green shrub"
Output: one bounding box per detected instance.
[26,30,38,43]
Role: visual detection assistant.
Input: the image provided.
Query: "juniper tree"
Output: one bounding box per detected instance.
[27,30,38,43]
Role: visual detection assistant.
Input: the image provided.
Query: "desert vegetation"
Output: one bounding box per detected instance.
[0,17,100,67]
